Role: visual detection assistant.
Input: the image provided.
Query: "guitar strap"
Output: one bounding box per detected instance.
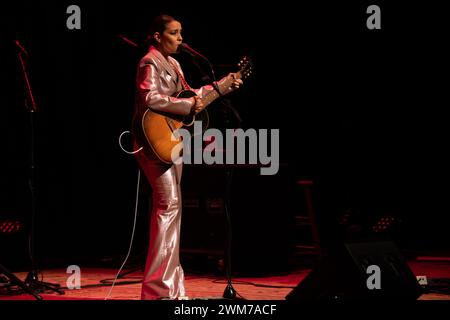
[169,61,192,91]
[169,58,222,98]
[166,60,191,133]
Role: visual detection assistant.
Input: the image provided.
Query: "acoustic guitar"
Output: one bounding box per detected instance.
[141,56,253,164]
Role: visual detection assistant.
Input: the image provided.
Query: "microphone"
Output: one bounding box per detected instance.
[14,40,28,56]
[117,34,138,47]
[179,43,208,60]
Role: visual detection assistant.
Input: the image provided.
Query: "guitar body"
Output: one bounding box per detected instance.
[141,90,209,164]
[140,56,252,164]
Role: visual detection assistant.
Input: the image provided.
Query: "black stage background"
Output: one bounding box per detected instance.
[1,1,449,273]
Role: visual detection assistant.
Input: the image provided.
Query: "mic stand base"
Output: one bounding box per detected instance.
[223,283,236,299]
[223,283,246,300]
[25,270,65,295]
[0,263,42,300]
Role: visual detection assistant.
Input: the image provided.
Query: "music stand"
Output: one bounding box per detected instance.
[14,40,64,297]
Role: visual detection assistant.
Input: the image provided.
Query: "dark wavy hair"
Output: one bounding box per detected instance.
[145,15,177,46]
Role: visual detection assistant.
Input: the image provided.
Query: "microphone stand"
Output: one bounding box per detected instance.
[221,102,243,300]
[185,50,243,300]
[0,263,42,300]
[16,44,64,297]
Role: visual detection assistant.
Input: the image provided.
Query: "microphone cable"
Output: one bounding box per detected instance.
[104,131,142,300]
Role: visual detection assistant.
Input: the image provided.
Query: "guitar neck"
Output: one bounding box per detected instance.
[201,72,241,108]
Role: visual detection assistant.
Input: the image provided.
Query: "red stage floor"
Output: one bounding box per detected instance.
[1,257,450,300]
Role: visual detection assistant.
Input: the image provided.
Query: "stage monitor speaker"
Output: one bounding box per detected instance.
[286,241,422,302]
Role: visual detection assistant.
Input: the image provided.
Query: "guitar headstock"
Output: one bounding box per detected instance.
[237,56,253,79]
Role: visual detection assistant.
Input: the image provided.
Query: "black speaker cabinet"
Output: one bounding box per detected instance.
[286,241,422,302]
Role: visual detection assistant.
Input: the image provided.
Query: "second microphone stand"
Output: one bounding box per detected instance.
[16,43,64,297]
